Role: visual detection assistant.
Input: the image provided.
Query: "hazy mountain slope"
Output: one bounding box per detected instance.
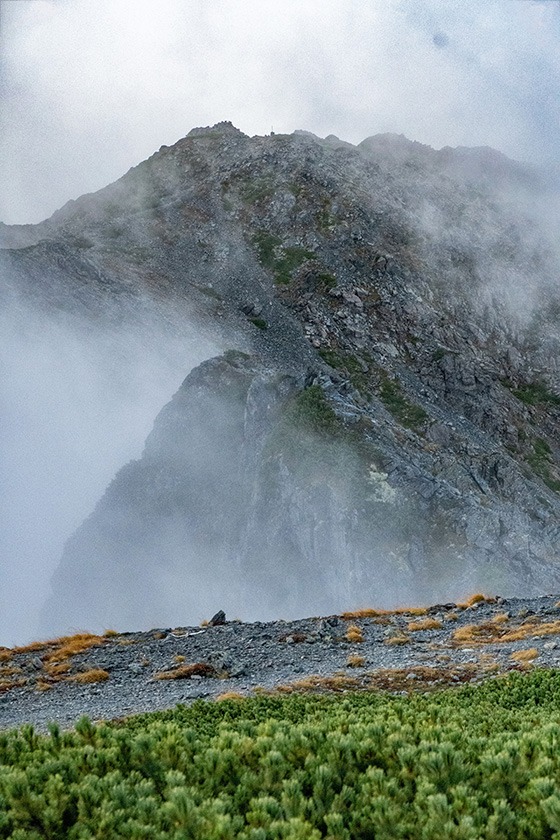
[2,122,560,635]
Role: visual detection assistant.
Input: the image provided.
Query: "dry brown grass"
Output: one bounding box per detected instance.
[173,655,186,664]
[0,678,27,692]
[119,639,138,646]
[341,608,377,620]
[384,635,410,646]
[456,593,496,609]
[279,633,307,643]
[452,618,560,647]
[347,654,366,668]
[408,618,442,632]
[290,675,362,693]
[103,629,119,637]
[36,680,53,692]
[445,613,458,622]
[0,664,23,678]
[346,625,364,643]
[0,650,12,663]
[12,640,50,654]
[11,633,105,663]
[44,662,71,677]
[69,669,110,684]
[341,606,428,620]
[45,634,104,663]
[154,663,216,681]
[216,691,245,702]
[266,663,492,696]
[510,648,539,663]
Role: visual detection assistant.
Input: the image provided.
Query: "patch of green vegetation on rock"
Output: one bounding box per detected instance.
[316,271,337,291]
[318,348,345,369]
[252,230,315,285]
[316,197,333,230]
[239,178,275,204]
[502,378,560,407]
[318,349,371,397]
[249,317,268,330]
[378,374,429,430]
[288,385,340,436]
[276,246,316,285]
[526,436,560,492]
[431,347,448,363]
[252,231,281,270]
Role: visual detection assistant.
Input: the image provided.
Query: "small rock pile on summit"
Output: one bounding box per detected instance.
[2,122,560,635]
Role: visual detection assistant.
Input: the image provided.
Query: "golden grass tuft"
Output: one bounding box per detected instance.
[346,625,364,643]
[12,633,105,662]
[408,618,442,632]
[154,663,216,681]
[456,593,496,609]
[290,675,361,693]
[510,648,539,663]
[69,669,110,684]
[492,613,510,624]
[12,640,50,654]
[264,663,492,697]
[0,650,12,663]
[173,655,186,664]
[216,691,245,702]
[342,606,428,620]
[0,664,23,678]
[45,634,104,663]
[0,678,27,692]
[200,620,209,627]
[103,629,119,637]
[384,636,410,646]
[45,662,71,677]
[341,608,377,620]
[347,654,366,668]
[453,618,560,647]
[36,679,53,692]
[445,613,458,622]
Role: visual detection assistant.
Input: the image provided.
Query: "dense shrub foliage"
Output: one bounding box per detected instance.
[4,672,560,837]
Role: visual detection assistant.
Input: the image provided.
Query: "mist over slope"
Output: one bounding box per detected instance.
[2,122,560,640]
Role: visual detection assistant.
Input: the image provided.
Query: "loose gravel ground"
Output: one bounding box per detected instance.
[3,594,560,731]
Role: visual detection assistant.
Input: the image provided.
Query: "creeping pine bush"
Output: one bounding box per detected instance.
[6,671,560,837]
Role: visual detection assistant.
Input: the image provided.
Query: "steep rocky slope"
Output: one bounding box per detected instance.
[2,122,560,634]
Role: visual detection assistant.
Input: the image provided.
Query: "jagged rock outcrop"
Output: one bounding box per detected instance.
[3,121,560,632]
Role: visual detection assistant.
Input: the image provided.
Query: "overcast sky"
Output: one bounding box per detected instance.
[0,0,559,224]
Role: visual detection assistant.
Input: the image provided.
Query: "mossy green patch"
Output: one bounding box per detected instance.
[378,374,429,430]
[252,230,315,285]
[249,318,268,330]
[502,378,560,407]
[526,436,560,492]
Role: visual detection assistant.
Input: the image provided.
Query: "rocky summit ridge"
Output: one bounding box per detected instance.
[2,121,560,635]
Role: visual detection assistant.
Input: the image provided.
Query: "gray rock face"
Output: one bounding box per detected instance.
[2,122,560,633]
